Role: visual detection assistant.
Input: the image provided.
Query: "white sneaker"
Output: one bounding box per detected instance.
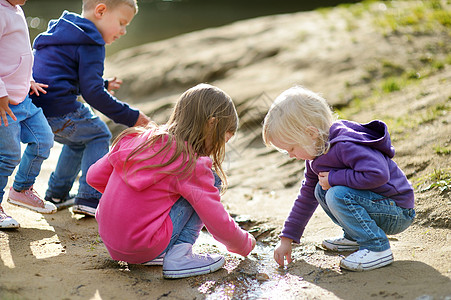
[162,243,225,279]
[340,248,394,271]
[0,206,20,229]
[322,237,359,252]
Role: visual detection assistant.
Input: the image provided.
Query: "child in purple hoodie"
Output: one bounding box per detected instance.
[262,86,415,271]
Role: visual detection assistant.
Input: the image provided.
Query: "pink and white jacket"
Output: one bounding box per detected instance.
[0,0,33,104]
[87,129,253,264]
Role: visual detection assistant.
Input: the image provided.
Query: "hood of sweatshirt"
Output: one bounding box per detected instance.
[33,11,104,49]
[328,120,395,158]
[107,129,191,192]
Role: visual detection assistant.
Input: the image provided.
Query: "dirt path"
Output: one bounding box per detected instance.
[1,1,451,299]
[0,143,450,299]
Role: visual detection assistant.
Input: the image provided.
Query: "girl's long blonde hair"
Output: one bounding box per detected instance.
[113,83,238,190]
[262,86,336,157]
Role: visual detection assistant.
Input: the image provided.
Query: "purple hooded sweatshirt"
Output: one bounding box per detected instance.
[281,120,415,243]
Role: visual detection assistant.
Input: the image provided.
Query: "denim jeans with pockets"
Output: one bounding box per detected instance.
[314,184,415,252]
[0,96,54,203]
[45,104,111,206]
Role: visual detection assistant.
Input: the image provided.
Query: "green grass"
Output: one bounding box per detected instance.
[383,101,450,136]
[336,95,449,142]
[88,235,103,251]
[363,55,448,94]
[381,77,402,93]
[373,0,451,35]
[331,1,450,137]
[337,0,375,18]
[434,145,451,155]
[416,168,451,193]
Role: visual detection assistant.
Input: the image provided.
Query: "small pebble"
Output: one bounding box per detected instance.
[256,272,270,281]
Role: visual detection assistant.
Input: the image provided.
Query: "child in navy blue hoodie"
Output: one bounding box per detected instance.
[30,0,150,216]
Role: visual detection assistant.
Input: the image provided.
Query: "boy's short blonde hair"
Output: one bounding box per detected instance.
[262,86,336,156]
[82,0,138,13]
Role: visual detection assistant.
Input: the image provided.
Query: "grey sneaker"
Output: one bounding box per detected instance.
[162,243,225,279]
[322,237,359,252]
[0,206,20,229]
[142,253,165,266]
[340,248,394,271]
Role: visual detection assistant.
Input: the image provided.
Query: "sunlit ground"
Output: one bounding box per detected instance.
[0,206,64,267]
[0,143,70,267]
[195,231,336,299]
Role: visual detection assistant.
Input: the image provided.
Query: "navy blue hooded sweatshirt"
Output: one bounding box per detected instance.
[31,11,139,127]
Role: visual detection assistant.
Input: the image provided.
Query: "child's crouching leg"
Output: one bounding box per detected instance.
[161,197,225,279]
[323,186,416,271]
[324,185,390,252]
[315,183,360,252]
[168,198,203,247]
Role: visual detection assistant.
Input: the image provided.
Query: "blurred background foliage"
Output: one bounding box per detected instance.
[23,0,362,56]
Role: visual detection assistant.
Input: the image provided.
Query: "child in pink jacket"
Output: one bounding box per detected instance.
[87,83,256,279]
[0,0,56,229]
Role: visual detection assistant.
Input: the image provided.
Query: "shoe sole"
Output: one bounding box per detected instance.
[72,205,96,217]
[322,240,359,252]
[340,254,394,271]
[53,198,75,210]
[0,221,20,229]
[141,258,164,266]
[163,256,225,279]
[7,198,57,214]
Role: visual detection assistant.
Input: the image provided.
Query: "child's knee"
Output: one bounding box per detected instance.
[324,185,351,208]
[32,130,54,158]
[41,132,54,152]
[314,183,326,202]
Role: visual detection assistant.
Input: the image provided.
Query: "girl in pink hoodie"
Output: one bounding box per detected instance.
[87,83,256,279]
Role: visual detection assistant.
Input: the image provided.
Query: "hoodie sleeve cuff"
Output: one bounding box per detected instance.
[280,221,304,244]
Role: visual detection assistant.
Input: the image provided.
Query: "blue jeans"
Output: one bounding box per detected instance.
[0,96,54,203]
[314,184,415,252]
[45,104,111,204]
[160,172,222,255]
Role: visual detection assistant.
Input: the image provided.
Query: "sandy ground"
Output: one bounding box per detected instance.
[0,142,450,300]
[1,1,451,299]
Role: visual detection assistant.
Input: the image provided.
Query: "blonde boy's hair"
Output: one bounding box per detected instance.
[82,0,138,13]
[262,86,336,157]
[114,83,238,191]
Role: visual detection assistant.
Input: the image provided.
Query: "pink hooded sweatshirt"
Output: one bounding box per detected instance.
[87,129,253,264]
[0,0,33,104]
